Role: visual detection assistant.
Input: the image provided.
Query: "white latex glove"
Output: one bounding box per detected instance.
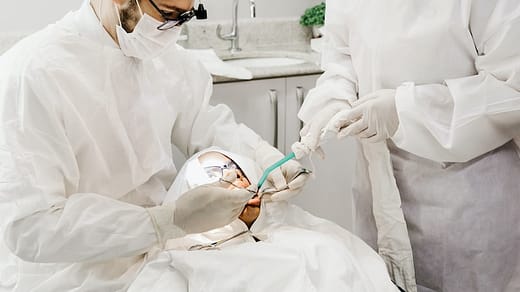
[255,141,310,201]
[326,89,398,143]
[147,180,252,244]
[292,100,351,159]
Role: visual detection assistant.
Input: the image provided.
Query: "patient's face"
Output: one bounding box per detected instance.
[198,152,260,227]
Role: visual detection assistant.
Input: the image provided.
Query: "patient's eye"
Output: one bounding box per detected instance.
[198,152,249,187]
[204,166,225,181]
[202,160,239,182]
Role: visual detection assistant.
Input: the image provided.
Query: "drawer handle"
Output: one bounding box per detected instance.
[296,86,305,131]
[268,89,279,148]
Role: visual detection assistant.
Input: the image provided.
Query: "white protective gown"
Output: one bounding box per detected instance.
[299,0,520,291]
[128,148,399,292]
[0,3,264,292]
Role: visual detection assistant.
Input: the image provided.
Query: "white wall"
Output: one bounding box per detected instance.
[0,0,83,34]
[0,0,322,34]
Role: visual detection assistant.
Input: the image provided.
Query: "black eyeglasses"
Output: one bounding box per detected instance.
[147,0,196,30]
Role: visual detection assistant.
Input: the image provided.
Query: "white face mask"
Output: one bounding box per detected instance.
[115,1,182,60]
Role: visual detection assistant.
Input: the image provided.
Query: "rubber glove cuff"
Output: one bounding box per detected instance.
[295,100,351,158]
[146,205,186,247]
[325,89,398,143]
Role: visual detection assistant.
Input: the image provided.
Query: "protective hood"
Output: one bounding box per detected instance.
[164,147,262,204]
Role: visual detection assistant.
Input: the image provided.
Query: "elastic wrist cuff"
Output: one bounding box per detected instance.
[146,205,186,247]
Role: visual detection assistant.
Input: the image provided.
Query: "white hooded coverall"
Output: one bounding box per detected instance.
[299,0,520,291]
[0,3,265,291]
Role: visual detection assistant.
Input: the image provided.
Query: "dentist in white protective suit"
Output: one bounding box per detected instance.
[0,0,309,291]
[295,0,520,291]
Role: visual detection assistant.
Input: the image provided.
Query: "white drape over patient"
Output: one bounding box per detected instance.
[128,148,400,292]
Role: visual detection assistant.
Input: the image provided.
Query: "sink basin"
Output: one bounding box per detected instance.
[224,57,307,68]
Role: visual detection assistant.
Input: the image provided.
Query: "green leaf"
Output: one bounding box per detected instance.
[300,2,326,27]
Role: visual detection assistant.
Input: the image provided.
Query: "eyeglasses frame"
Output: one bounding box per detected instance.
[147,0,196,30]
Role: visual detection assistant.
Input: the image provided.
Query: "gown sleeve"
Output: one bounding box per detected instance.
[169,49,264,160]
[392,1,520,162]
[0,64,164,263]
[298,0,359,123]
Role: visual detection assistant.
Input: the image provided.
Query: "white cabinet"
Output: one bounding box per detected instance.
[212,75,357,230]
[211,79,286,148]
[285,76,357,230]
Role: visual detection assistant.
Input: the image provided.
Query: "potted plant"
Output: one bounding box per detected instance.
[300,2,326,38]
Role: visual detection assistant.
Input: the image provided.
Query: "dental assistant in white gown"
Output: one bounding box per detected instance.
[297,0,520,291]
[0,0,308,291]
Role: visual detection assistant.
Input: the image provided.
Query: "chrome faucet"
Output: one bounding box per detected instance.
[249,0,256,18]
[217,0,256,53]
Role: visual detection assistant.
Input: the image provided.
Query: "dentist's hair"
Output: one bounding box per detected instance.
[118,0,142,32]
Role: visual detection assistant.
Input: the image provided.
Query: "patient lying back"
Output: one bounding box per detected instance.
[163,148,281,250]
[197,151,261,228]
[132,147,400,292]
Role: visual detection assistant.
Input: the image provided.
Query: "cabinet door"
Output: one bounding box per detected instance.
[286,75,357,230]
[212,79,286,149]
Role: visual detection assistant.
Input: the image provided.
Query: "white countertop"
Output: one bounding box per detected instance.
[211,48,323,83]
[179,18,324,83]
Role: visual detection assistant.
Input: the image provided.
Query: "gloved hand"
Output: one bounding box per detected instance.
[255,141,310,201]
[147,182,252,245]
[326,89,398,143]
[293,100,351,159]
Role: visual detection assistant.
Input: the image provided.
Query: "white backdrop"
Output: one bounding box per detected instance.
[0,0,321,33]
